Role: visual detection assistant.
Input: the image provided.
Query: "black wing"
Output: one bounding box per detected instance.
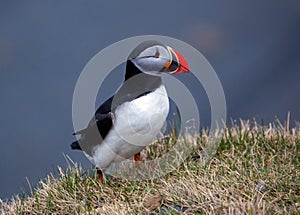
[71,96,114,156]
[71,95,181,155]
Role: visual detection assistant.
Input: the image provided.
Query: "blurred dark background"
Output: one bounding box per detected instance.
[0,1,299,199]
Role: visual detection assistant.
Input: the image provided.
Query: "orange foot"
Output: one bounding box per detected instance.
[96,168,103,185]
[134,152,141,165]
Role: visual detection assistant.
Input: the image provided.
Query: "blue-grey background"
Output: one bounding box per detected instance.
[0,1,299,199]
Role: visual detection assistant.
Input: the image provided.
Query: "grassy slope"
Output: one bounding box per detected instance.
[1,120,299,214]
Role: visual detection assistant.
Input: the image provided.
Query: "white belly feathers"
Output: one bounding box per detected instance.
[91,84,169,170]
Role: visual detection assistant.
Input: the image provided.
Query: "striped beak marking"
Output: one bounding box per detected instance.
[164,47,190,74]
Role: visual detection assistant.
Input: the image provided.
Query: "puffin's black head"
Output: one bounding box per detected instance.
[125,41,190,80]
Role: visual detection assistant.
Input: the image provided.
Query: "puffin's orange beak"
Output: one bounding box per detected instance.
[172,49,190,74]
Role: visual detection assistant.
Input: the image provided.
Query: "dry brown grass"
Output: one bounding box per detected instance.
[1,120,299,214]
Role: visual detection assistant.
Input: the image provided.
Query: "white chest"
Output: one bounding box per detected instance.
[114,84,169,144]
[92,84,169,169]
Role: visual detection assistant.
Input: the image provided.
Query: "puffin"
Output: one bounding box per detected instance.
[71,41,190,184]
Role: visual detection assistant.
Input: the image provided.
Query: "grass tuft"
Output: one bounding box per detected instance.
[1,120,299,214]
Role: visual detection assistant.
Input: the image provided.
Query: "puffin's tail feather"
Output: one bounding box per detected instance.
[71,141,82,150]
[72,129,86,135]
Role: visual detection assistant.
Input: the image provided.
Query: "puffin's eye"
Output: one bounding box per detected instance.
[154,48,160,58]
[137,46,163,59]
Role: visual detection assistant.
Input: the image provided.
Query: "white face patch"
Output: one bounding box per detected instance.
[131,45,171,75]
[138,45,169,60]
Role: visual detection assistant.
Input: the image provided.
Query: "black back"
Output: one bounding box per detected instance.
[71,60,163,156]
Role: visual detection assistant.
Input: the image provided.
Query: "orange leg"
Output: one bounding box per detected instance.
[134,152,141,165]
[96,168,103,185]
